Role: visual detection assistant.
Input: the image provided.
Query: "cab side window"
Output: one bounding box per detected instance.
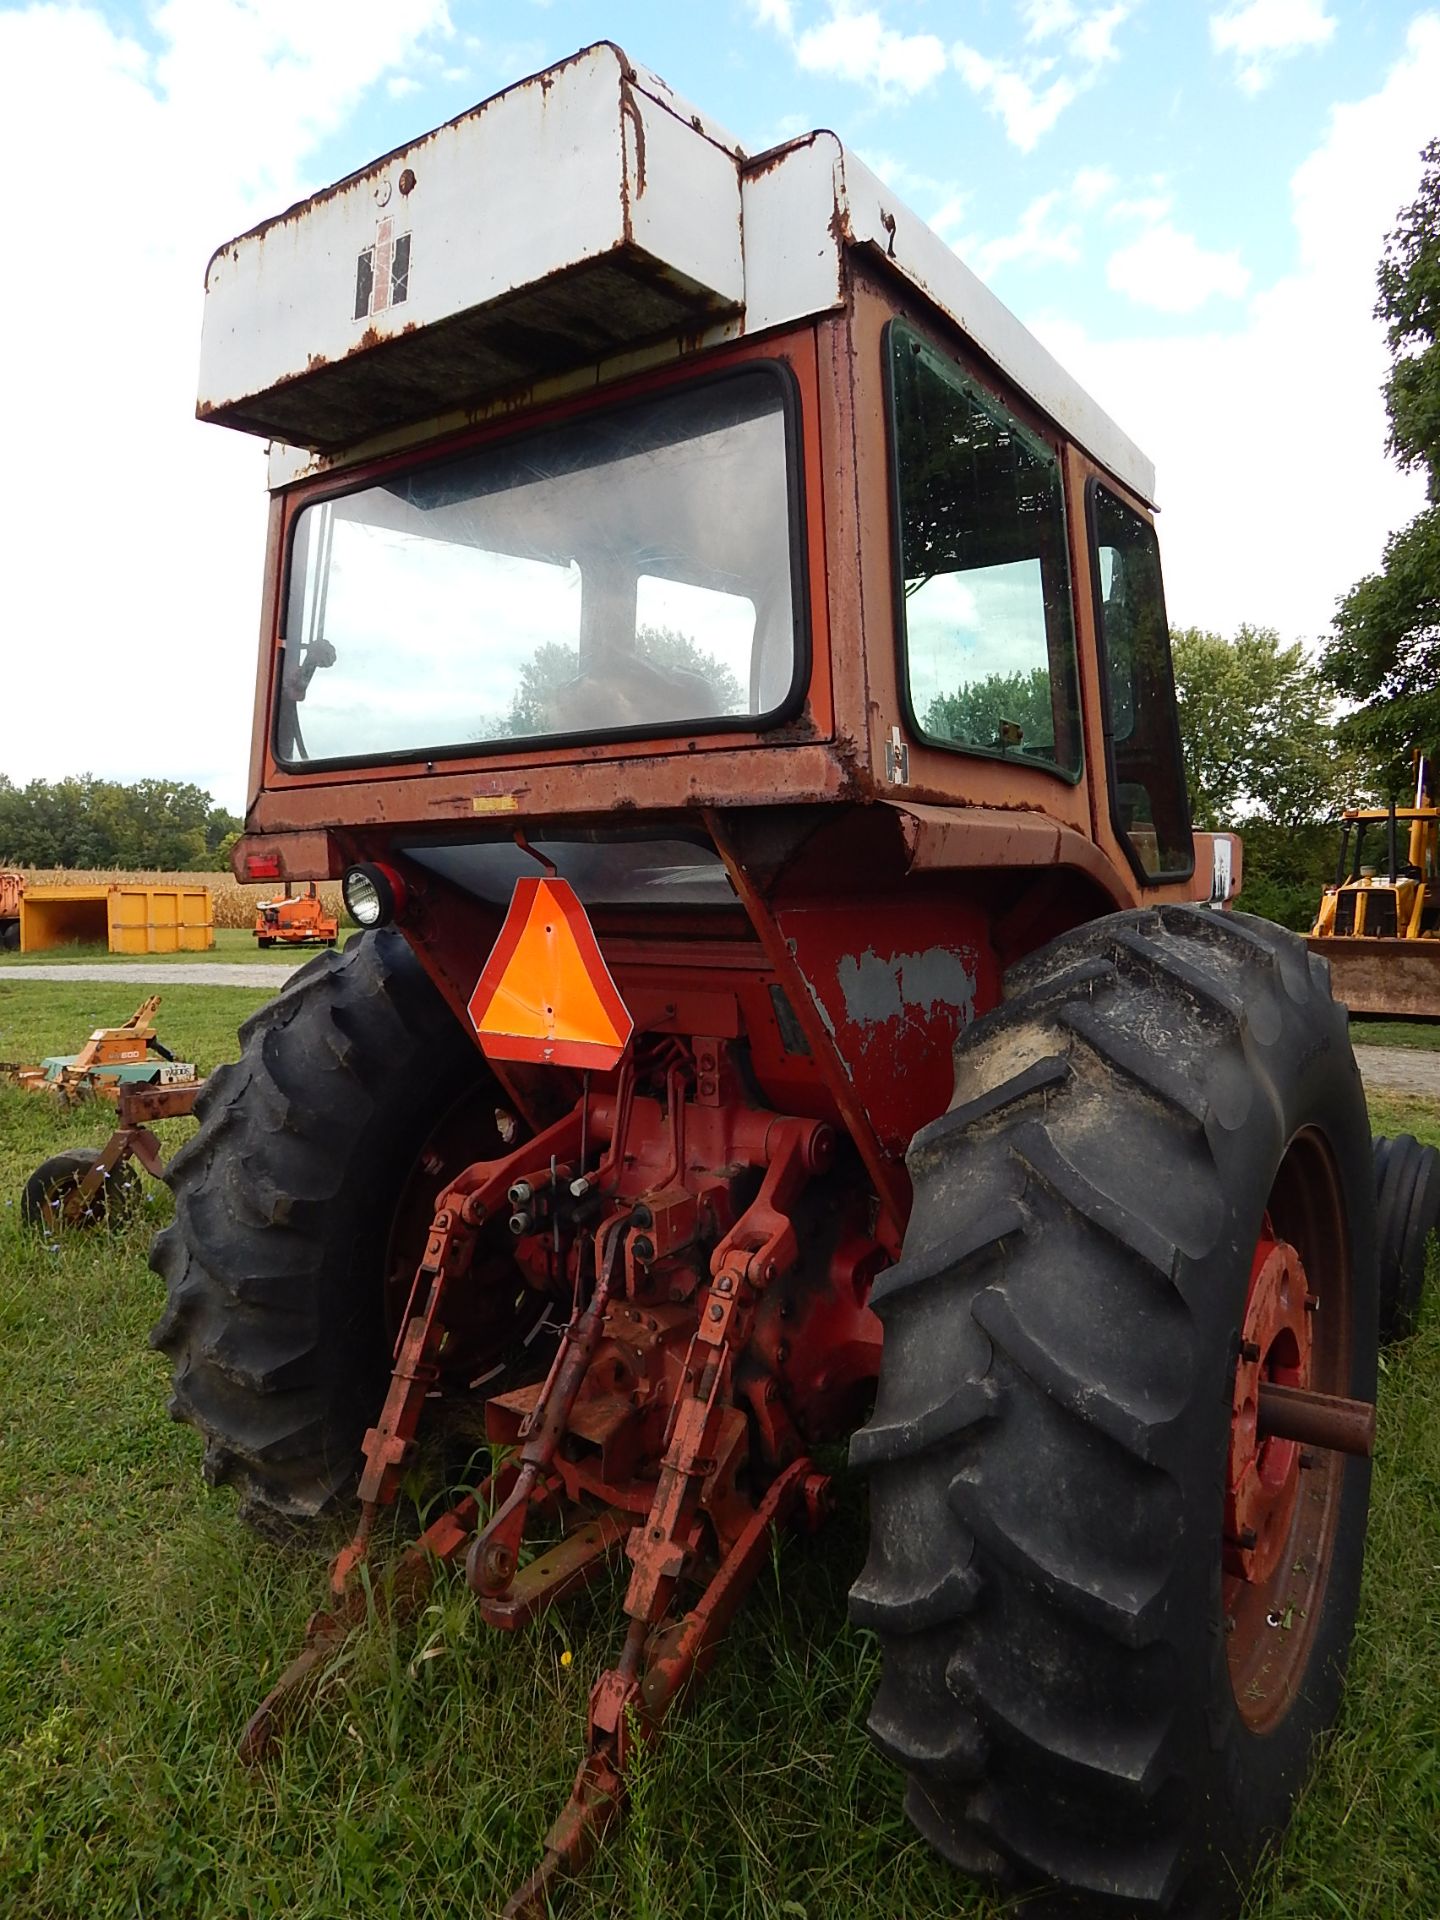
[889,324,1083,781]
[1089,484,1192,880]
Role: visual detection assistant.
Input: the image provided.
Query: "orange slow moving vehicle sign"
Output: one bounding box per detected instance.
[467,876,633,1070]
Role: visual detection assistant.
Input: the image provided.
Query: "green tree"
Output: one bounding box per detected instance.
[1226,818,1339,933]
[1324,140,1440,788]
[0,774,240,869]
[504,625,744,734]
[923,666,1053,752]
[1171,625,1353,829]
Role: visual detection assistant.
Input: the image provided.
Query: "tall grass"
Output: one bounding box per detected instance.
[0,983,1436,1919]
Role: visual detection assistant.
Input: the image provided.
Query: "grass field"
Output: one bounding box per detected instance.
[0,928,312,969]
[1350,1018,1440,1052]
[1,978,1437,1919]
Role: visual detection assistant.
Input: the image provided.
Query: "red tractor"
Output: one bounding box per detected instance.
[151,43,1419,1918]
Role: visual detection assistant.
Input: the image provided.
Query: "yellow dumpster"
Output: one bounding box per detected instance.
[20,885,214,954]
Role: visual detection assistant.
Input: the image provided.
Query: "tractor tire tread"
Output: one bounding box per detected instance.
[851,906,1375,1916]
[149,928,481,1525]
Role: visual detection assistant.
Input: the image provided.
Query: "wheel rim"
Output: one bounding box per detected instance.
[1224,1128,1352,1733]
[28,1155,127,1232]
[38,1174,99,1232]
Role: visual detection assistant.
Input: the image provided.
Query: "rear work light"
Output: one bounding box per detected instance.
[343,862,406,928]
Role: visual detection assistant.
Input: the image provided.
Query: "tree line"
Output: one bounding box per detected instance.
[0,775,240,871]
[1174,139,1440,926]
[2,144,1434,926]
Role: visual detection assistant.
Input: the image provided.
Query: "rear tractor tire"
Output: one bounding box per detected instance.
[1373,1132,1439,1343]
[149,928,541,1529]
[852,907,1376,1917]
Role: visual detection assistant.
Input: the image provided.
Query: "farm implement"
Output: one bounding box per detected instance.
[3,995,196,1103]
[20,1077,204,1233]
[0,870,22,950]
[145,41,1432,1918]
[5,996,203,1230]
[253,879,338,948]
[4,995,203,1229]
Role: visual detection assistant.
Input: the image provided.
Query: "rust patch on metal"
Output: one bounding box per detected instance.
[618,72,648,237]
[742,131,827,182]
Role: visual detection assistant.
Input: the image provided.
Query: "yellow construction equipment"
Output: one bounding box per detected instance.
[1309,752,1440,1015]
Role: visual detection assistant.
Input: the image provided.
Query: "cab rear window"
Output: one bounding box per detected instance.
[276,366,806,769]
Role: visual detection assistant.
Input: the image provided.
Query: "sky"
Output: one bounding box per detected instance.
[0,0,1436,815]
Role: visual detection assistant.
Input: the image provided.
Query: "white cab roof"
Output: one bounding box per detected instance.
[197,42,1154,505]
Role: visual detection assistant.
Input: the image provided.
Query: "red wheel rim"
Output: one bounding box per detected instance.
[1224,1128,1353,1733]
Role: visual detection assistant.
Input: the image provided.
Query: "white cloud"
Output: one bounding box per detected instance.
[750,1,946,98]
[857,148,969,236]
[962,168,1118,279]
[1069,4,1133,65]
[0,0,453,811]
[1073,164,1118,209]
[856,150,944,199]
[1210,0,1337,93]
[928,192,972,240]
[953,3,1136,150]
[797,10,946,93]
[1023,0,1133,57]
[1108,188,1174,224]
[1107,222,1250,311]
[950,43,1077,151]
[751,0,797,30]
[970,189,1082,278]
[756,0,1131,139]
[1021,0,1082,35]
[1029,15,1440,648]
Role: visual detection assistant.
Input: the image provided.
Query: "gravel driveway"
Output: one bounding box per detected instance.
[1352,1044,1440,1101]
[0,963,300,989]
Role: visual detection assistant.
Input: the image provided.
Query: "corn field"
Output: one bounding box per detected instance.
[12,869,348,930]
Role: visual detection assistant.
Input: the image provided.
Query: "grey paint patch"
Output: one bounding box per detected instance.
[787,936,853,1074]
[837,947,977,1031]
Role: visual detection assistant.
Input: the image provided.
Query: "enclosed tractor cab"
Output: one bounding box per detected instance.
[157,44,1393,1917]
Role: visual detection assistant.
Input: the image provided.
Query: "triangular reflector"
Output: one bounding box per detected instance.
[467,876,633,1070]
